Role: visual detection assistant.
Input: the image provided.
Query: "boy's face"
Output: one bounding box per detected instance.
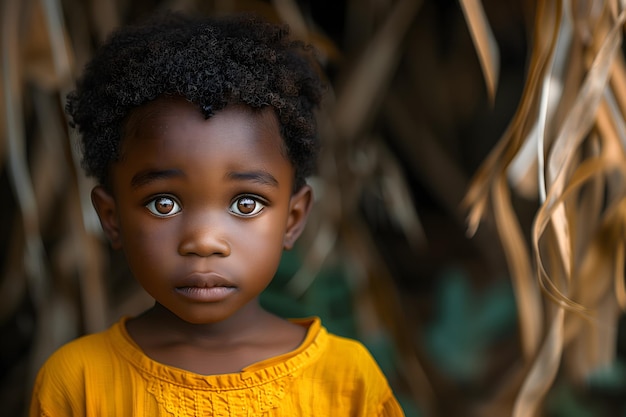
[91,97,312,324]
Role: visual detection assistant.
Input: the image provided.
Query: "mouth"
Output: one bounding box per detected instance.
[175,273,237,302]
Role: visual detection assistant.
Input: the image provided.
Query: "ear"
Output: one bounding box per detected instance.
[91,185,122,250]
[283,185,314,250]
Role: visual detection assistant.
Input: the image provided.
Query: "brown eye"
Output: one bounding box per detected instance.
[146,196,181,217]
[155,197,174,214]
[237,197,256,214]
[230,196,265,217]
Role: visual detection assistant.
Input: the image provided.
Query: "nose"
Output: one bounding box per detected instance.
[177,212,231,257]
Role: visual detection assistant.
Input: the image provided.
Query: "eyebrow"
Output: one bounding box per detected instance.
[226,170,279,187]
[131,169,184,189]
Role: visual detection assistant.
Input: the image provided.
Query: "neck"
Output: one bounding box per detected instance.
[130,300,274,346]
[126,300,307,375]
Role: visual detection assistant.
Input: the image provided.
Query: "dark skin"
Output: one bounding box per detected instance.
[91,97,313,375]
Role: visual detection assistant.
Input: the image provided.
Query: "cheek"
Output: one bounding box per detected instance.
[119,216,173,264]
[235,218,286,265]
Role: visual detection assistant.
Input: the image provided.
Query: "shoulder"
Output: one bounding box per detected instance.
[33,322,121,391]
[300,319,385,383]
[296,318,384,376]
[322,332,387,377]
[30,322,122,416]
[325,331,371,353]
[39,324,117,373]
[296,323,405,416]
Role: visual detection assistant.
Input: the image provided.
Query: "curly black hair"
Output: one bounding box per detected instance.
[66,11,325,190]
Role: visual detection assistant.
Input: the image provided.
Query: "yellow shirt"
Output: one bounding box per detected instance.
[30,317,405,416]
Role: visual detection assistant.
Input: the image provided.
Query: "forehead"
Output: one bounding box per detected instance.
[123,97,283,148]
[112,97,293,186]
[119,97,288,161]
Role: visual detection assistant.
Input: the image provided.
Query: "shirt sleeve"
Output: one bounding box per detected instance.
[29,341,88,417]
[379,391,406,416]
[323,333,406,416]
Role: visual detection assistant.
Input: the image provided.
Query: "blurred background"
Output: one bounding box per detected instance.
[3,0,626,416]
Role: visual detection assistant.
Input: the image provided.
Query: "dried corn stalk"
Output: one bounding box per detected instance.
[462,0,626,415]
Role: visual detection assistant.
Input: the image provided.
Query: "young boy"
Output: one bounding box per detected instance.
[29,11,405,416]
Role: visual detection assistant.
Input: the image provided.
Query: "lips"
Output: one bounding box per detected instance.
[175,272,237,302]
